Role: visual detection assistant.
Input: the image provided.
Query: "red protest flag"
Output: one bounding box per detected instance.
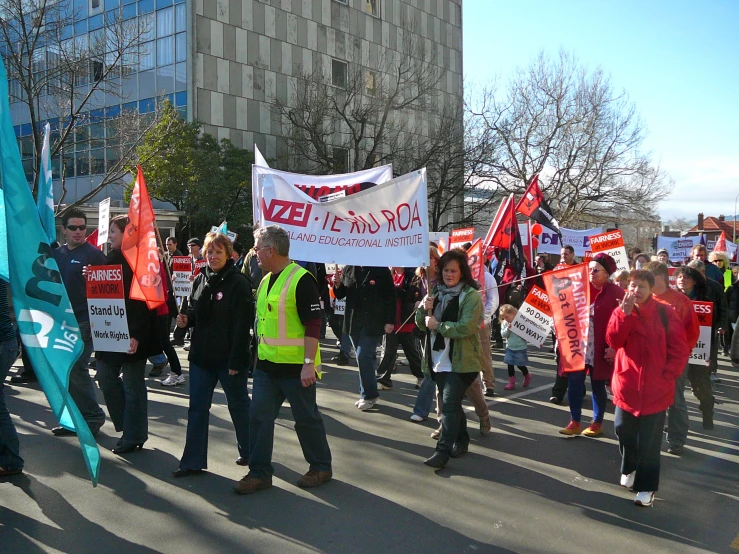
[466,238,487,304]
[484,194,515,249]
[542,264,590,372]
[712,231,727,253]
[515,175,561,236]
[86,229,103,251]
[122,165,165,309]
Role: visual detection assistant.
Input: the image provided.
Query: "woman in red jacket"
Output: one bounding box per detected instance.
[606,270,691,507]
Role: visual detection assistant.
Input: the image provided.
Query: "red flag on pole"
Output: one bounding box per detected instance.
[484,194,515,249]
[86,229,103,251]
[122,166,165,309]
[712,231,727,253]
[515,175,561,236]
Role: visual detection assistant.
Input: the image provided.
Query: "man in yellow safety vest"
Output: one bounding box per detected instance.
[235,225,332,494]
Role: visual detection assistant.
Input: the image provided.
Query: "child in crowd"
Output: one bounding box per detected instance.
[499,304,531,390]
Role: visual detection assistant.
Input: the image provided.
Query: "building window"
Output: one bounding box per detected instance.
[333,0,348,4]
[332,147,348,172]
[365,70,378,96]
[364,0,379,17]
[331,59,347,89]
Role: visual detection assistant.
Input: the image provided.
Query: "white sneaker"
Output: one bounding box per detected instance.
[634,491,654,507]
[620,471,635,489]
[377,382,392,390]
[410,414,425,422]
[161,373,186,386]
[357,398,377,411]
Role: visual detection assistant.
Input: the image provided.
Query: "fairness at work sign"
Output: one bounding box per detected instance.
[86,265,131,353]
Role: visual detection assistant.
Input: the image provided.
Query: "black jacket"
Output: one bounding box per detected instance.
[334,266,395,337]
[396,269,423,326]
[185,259,254,372]
[97,248,162,364]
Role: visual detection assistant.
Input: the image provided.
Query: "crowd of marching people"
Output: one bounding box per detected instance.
[1,218,737,509]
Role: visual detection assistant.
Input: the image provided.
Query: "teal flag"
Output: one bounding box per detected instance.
[216,220,228,234]
[0,189,8,281]
[38,123,56,244]
[0,61,100,485]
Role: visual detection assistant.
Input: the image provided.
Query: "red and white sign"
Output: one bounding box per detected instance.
[510,285,554,347]
[193,259,207,276]
[86,265,131,353]
[258,169,429,266]
[466,239,486,304]
[690,301,713,363]
[449,227,475,250]
[429,232,449,254]
[588,229,629,273]
[668,267,677,289]
[172,255,193,297]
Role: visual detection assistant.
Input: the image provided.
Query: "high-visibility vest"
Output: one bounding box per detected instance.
[256,262,322,373]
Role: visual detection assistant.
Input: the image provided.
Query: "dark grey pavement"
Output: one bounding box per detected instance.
[2,337,738,553]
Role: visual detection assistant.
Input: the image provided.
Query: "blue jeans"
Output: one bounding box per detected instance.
[567,370,607,424]
[413,376,436,418]
[149,353,167,365]
[614,407,665,492]
[354,329,381,400]
[248,369,332,479]
[180,361,250,470]
[340,334,352,358]
[97,359,148,445]
[435,372,475,455]
[0,338,21,470]
[69,322,105,430]
[666,365,689,448]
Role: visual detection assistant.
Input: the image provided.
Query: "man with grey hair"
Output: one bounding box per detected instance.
[688,259,728,384]
[235,225,332,494]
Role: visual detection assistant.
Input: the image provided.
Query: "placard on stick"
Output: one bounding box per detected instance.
[172,255,193,298]
[690,301,713,363]
[510,285,554,347]
[588,229,629,273]
[86,265,130,353]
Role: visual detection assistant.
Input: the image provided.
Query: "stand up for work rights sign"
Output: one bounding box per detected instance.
[86,265,131,353]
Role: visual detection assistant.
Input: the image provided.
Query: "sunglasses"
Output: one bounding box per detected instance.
[66,225,87,231]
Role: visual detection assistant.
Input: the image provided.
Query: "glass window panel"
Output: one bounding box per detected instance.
[139,97,155,113]
[139,69,156,97]
[157,6,174,37]
[175,32,186,62]
[123,0,136,5]
[156,64,174,94]
[106,147,121,170]
[177,105,187,119]
[139,13,155,41]
[74,0,88,20]
[89,122,105,147]
[76,153,90,176]
[174,90,186,106]
[175,3,185,32]
[138,0,154,14]
[156,0,171,8]
[106,120,121,145]
[51,157,61,179]
[63,156,75,178]
[90,149,106,174]
[74,20,88,34]
[175,62,186,91]
[139,41,155,70]
[122,3,136,18]
[89,14,104,30]
[22,159,34,182]
[21,136,33,158]
[157,36,174,66]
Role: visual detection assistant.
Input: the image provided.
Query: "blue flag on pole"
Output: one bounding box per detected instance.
[216,220,228,234]
[0,61,100,485]
[38,123,56,244]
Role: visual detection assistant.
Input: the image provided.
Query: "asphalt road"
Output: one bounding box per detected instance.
[1,336,738,553]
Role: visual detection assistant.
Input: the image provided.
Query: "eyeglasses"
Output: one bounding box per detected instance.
[254,245,272,252]
[66,225,86,231]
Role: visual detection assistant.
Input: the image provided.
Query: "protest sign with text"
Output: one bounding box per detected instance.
[510,285,554,347]
[449,227,475,250]
[588,229,630,273]
[466,239,486,304]
[542,264,590,371]
[258,169,429,267]
[172,256,194,297]
[537,227,602,257]
[97,197,110,246]
[252,163,392,223]
[86,265,130,353]
[210,225,238,243]
[656,236,701,261]
[690,301,713,363]
[429,232,449,254]
[193,259,207,276]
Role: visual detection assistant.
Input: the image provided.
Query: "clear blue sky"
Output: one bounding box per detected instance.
[463,0,739,222]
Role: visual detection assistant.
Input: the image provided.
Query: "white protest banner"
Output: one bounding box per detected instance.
[334,299,346,315]
[86,265,130,353]
[656,236,701,261]
[538,227,602,257]
[259,169,429,267]
[510,285,554,347]
[690,301,713,363]
[449,227,474,250]
[171,256,193,297]
[97,197,110,246]
[252,160,393,224]
[210,225,238,243]
[588,229,630,273]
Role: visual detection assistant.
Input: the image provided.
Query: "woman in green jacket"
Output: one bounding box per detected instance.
[416,249,483,469]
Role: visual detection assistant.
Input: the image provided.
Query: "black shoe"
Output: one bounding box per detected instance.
[702,415,714,430]
[235,457,249,466]
[423,451,449,469]
[484,389,495,398]
[112,443,144,454]
[549,396,563,405]
[149,363,167,377]
[377,379,393,390]
[450,443,469,458]
[10,373,37,384]
[52,426,76,437]
[667,445,684,455]
[330,354,349,366]
[494,342,504,349]
[173,468,204,478]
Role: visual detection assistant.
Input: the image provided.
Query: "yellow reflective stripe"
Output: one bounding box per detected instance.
[261,337,305,346]
[276,264,301,341]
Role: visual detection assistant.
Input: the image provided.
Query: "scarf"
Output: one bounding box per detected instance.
[431,282,464,351]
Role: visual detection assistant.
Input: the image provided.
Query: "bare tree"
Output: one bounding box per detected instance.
[0,0,156,211]
[468,51,673,226]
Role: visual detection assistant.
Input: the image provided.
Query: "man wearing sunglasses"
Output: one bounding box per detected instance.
[50,208,107,437]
